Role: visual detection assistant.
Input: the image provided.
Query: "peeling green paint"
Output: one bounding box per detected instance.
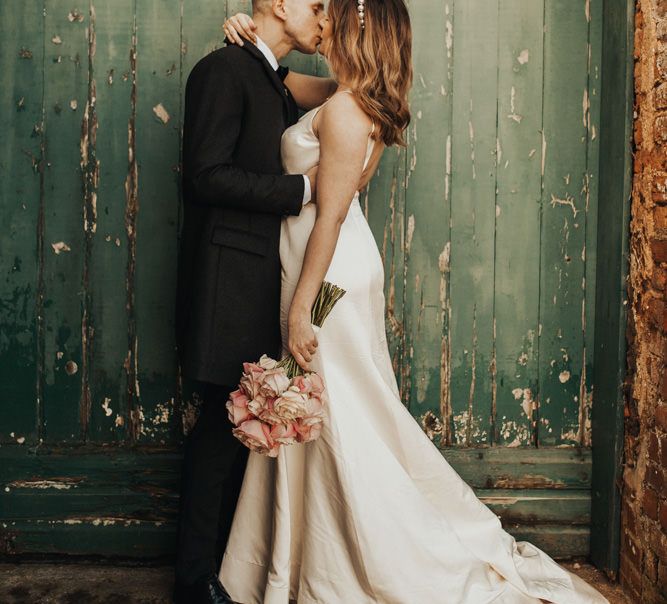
[0,0,603,559]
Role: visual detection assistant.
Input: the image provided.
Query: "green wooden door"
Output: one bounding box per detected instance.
[1,0,605,559]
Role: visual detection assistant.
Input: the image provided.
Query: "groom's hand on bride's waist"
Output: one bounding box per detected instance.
[306,165,318,203]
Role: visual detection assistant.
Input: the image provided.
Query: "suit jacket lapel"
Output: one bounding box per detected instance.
[277,65,299,125]
[238,40,291,116]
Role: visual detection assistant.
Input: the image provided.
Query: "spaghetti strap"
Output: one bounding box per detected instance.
[310,88,350,121]
[310,88,375,139]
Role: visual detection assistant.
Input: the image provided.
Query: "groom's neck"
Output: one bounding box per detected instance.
[253,16,293,61]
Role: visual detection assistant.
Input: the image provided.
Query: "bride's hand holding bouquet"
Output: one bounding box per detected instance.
[287,300,319,374]
[225,282,345,457]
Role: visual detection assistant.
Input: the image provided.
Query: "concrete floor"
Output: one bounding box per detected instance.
[0,561,633,604]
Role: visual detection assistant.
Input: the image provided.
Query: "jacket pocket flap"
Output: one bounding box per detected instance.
[211,226,269,257]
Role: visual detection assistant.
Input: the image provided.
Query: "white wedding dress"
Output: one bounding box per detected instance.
[218,94,609,604]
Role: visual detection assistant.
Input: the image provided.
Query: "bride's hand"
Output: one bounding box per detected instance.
[287,309,318,372]
[222,13,257,46]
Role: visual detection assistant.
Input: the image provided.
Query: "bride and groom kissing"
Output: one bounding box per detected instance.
[173,0,609,603]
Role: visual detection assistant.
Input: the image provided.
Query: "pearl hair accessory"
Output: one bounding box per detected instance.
[357,0,365,29]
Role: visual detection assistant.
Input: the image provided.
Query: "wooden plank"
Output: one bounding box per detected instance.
[537,0,591,447]
[583,0,603,451]
[132,0,182,444]
[85,1,135,442]
[365,147,408,400]
[0,519,587,560]
[0,1,44,445]
[2,517,589,560]
[448,0,498,446]
[0,484,178,521]
[1,518,176,558]
[0,445,591,492]
[1,484,589,527]
[0,448,181,533]
[478,489,591,525]
[41,1,91,442]
[401,0,453,439]
[492,0,544,446]
[0,447,183,482]
[361,0,408,402]
[442,446,592,490]
[590,0,634,577]
[2,486,589,522]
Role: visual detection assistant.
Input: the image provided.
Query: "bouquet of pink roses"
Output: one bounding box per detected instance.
[225,282,345,457]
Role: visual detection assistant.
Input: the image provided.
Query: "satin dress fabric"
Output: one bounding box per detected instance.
[218,96,609,604]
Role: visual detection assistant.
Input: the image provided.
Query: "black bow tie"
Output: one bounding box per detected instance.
[276,65,290,82]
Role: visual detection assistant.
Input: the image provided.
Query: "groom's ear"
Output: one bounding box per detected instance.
[272,0,289,22]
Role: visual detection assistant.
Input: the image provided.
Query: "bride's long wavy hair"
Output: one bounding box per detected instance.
[325,0,412,147]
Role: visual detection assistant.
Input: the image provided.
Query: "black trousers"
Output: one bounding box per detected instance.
[174,381,250,585]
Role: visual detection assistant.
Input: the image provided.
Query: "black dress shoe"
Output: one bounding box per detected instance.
[173,572,237,604]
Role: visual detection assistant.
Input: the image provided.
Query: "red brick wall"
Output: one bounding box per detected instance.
[620,1,667,602]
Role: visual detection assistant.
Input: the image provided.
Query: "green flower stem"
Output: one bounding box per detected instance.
[277,281,346,379]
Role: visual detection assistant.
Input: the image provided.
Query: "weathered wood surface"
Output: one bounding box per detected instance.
[590,0,634,576]
[0,1,229,447]
[365,0,601,450]
[0,0,604,559]
[3,517,592,559]
[0,1,601,447]
[0,0,44,445]
[0,447,592,557]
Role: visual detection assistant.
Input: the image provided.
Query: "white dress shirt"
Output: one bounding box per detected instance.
[255,35,312,206]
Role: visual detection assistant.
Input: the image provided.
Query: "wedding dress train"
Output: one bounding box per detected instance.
[218,95,609,604]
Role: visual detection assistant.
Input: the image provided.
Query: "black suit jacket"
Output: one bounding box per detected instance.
[176,41,304,385]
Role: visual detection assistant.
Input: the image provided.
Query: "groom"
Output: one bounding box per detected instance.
[173,1,325,602]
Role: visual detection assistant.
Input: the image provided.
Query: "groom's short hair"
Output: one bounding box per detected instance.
[252,0,272,14]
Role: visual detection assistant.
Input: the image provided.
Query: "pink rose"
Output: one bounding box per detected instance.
[232,419,280,457]
[270,423,298,445]
[259,367,291,398]
[247,394,268,417]
[274,387,309,421]
[291,375,313,394]
[258,397,289,426]
[303,395,325,420]
[242,361,265,375]
[295,419,323,443]
[240,362,265,398]
[225,389,252,426]
[258,354,278,370]
[307,372,325,396]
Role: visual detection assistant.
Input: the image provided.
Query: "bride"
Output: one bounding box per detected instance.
[219,1,609,602]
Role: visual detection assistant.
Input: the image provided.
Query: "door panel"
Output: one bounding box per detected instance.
[0,0,603,559]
